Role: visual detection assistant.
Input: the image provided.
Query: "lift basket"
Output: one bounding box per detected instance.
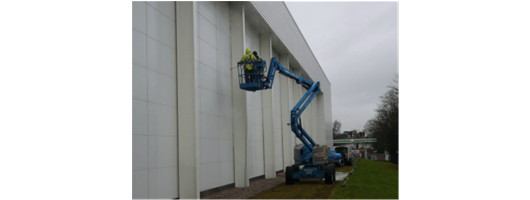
[237,60,267,91]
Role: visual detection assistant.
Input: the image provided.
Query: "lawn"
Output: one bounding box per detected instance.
[248,158,398,199]
[330,159,399,199]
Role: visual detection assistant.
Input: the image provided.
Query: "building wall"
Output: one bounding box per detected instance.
[244,20,265,179]
[196,1,234,191]
[290,67,298,151]
[132,2,178,199]
[289,69,296,163]
[272,50,283,171]
[132,1,332,198]
[316,93,327,145]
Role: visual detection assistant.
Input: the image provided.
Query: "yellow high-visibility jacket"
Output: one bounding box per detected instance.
[240,48,257,70]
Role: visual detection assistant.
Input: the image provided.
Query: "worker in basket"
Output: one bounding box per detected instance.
[252,51,266,81]
[240,48,258,83]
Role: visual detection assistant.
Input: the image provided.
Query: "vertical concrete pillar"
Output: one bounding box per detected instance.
[260,33,275,179]
[301,73,311,142]
[279,55,292,169]
[316,93,325,145]
[230,2,249,188]
[312,95,318,144]
[176,1,200,198]
[289,70,296,164]
[292,68,302,146]
[305,96,311,140]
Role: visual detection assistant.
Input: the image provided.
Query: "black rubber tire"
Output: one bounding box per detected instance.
[292,165,300,182]
[346,159,353,166]
[286,167,294,185]
[332,164,336,182]
[325,165,333,184]
[292,165,300,172]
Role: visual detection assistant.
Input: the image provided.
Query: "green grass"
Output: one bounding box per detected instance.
[330,159,399,199]
[248,158,398,199]
[249,159,357,199]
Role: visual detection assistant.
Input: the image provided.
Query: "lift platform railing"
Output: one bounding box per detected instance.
[237,60,267,92]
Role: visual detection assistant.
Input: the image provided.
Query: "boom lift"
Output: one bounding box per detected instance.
[327,147,343,167]
[237,57,337,184]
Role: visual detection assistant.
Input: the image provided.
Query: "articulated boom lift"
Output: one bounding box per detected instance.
[237,57,337,184]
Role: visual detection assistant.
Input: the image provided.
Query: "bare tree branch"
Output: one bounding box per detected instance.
[363,75,399,163]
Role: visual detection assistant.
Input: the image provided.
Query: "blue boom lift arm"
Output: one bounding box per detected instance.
[237,57,320,165]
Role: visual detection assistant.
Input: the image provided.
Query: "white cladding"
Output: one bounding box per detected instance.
[272,51,283,171]
[132,1,332,198]
[197,1,234,191]
[244,19,265,179]
[132,1,178,199]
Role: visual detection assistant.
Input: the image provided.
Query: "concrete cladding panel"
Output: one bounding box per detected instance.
[147,3,175,49]
[245,21,260,53]
[133,1,147,34]
[197,1,234,192]
[272,52,283,171]
[133,1,178,199]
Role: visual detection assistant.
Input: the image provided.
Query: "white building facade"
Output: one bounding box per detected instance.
[132,1,332,199]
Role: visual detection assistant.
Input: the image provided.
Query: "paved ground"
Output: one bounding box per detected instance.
[334,172,349,181]
[201,172,286,199]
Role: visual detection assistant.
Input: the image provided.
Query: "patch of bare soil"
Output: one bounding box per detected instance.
[201,172,286,199]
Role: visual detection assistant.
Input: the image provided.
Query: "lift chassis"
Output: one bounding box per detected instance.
[237,58,336,184]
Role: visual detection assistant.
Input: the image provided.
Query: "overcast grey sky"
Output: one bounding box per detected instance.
[285,2,398,132]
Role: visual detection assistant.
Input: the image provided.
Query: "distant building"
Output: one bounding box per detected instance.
[359,131,366,139]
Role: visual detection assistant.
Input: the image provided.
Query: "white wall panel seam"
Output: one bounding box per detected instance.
[145,100,176,109]
[199,13,216,27]
[174,2,178,197]
[144,1,150,197]
[147,3,175,22]
[146,35,176,50]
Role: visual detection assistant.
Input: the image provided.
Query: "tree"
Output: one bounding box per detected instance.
[363,76,399,163]
[332,120,342,136]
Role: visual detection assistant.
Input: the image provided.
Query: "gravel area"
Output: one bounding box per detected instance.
[201,172,285,199]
